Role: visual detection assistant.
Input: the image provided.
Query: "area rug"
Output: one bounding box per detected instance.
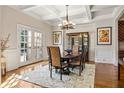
[18,64,95,88]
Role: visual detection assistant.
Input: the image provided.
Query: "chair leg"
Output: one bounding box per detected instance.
[50,66,52,78]
[81,64,83,71]
[60,69,62,80]
[79,66,82,76]
[67,67,70,75]
[49,63,50,70]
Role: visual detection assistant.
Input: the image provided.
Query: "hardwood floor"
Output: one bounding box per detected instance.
[95,63,124,88]
[1,61,124,88]
[1,61,48,88]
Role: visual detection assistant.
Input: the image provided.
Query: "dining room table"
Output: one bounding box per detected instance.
[61,53,82,74]
[64,48,83,55]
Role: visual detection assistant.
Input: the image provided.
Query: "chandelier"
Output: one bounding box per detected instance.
[58,5,75,30]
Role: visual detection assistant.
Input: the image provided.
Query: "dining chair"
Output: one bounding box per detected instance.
[72,45,79,55]
[71,45,80,64]
[69,55,82,76]
[47,46,69,80]
[69,51,86,76]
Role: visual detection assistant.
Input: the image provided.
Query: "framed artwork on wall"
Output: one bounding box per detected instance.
[97,27,112,45]
[53,31,62,45]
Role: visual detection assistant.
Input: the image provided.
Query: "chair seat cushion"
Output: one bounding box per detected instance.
[70,61,80,66]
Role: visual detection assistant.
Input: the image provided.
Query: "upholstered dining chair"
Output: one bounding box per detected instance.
[71,45,80,63]
[47,46,69,80]
[69,51,86,76]
[72,45,79,55]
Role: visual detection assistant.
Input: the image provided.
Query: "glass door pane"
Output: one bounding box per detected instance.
[20,29,32,63]
[34,32,43,60]
[18,25,43,66]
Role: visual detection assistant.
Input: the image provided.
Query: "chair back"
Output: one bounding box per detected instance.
[72,45,79,55]
[49,46,61,67]
[47,47,51,63]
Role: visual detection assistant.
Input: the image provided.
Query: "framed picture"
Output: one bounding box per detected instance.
[53,31,62,45]
[97,27,112,45]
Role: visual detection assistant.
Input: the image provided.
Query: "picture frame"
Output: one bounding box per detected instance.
[97,27,112,45]
[53,31,62,45]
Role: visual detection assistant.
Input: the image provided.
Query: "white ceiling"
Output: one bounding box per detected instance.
[12,5,120,26]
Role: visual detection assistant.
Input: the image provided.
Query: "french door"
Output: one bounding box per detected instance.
[33,32,43,62]
[18,25,43,66]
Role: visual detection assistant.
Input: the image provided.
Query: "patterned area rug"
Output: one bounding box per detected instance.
[18,64,95,88]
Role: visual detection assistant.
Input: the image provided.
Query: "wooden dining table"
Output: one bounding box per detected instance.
[62,54,81,61]
[61,53,82,74]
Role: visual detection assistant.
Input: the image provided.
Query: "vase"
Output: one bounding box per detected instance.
[0,51,6,76]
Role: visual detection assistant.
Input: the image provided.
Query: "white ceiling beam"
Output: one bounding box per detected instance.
[43,8,86,20]
[59,8,85,16]
[40,6,62,21]
[91,6,118,12]
[42,15,58,20]
[72,18,90,24]
[51,18,90,26]
[85,5,92,20]
[92,14,113,22]
[23,5,41,11]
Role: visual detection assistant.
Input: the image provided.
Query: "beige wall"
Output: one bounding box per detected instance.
[2,6,52,49]
[94,18,115,64]
[0,6,2,84]
[0,6,52,71]
[0,6,2,39]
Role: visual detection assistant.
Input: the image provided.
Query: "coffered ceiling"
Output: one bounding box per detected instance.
[11,5,120,26]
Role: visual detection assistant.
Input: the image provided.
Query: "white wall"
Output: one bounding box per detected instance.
[0,6,52,71]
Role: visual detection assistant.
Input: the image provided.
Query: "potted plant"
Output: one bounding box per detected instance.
[0,34,10,76]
